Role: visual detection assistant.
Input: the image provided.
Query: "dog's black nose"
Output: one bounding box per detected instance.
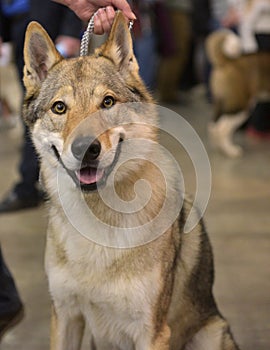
[71,137,101,161]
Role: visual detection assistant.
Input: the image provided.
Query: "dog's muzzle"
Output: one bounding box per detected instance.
[52,135,122,192]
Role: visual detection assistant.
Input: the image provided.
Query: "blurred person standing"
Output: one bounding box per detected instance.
[0,0,82,213]
[131,0,158,90]
[208,0,233,30]
[238,0,270,52]
[221,0,244,28]
[156,0,193,104]
[0,42,22,129]
[239,0,270,137]
[0,245,23,340]
[223,0,270,38]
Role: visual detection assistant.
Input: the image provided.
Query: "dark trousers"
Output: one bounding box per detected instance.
[0,246,22,318]
[255,33,270,51]
[157,10,192,102]
[10,14,40,199]
[14,125,40,199]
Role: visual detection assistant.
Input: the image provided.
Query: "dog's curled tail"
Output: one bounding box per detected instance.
[206,29,242,67]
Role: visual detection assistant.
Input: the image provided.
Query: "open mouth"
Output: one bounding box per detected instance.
[52,145,121,192]
[75,165,106,191]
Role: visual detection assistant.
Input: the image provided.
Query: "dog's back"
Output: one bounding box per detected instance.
[207,29,270,113]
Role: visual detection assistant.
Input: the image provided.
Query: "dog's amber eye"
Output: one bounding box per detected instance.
[102,96,115,109]
[51,101,67,115]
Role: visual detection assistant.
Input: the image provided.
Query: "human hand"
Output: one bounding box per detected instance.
[93,6,118,34]
[53,0,136,32]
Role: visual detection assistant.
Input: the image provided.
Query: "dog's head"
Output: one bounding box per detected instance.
[23,12,157,193]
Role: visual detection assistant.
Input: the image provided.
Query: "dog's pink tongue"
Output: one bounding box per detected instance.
[77,167,104,185]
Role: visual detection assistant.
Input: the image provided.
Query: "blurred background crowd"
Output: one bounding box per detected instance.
[1,0,270,124]
[1,0,270,133]
[1,1,270,257]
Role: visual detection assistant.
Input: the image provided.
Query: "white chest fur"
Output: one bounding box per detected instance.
[45,212,161,348]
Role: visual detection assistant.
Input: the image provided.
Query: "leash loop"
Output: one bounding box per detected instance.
[80,11,97,56]
[80,10,134,57]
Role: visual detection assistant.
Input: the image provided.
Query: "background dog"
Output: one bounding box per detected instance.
[23,12,240,350]
[206,29,270,157]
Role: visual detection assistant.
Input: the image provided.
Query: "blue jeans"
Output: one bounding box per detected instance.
[133,31,157,91]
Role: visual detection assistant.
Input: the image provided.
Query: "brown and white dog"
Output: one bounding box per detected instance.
[23,12,240,350]
[207,29,270,157]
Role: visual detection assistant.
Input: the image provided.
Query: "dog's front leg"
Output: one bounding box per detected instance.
[50,303,85,350]
[208,111,248,157]
[135,323,171,350]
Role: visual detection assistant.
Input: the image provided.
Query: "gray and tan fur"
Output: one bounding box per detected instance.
[206,29,270,157]
[23,12,240,350]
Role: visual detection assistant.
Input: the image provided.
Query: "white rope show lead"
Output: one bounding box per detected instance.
[129,19,134,31]
[80,11,97,57]
[80,10,134,57]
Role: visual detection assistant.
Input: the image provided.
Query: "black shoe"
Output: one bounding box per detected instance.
[0,190,41,213]
[0,301,24,340]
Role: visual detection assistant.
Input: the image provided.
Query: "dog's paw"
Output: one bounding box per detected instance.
[221,143,243,158]
[208,122,244,158]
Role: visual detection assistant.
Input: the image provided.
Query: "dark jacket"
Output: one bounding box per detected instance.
[29,0,82,41]
[0,0,82,42]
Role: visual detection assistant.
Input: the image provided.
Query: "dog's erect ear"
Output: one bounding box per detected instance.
[23,21,62,94]
[98,11,139,74]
